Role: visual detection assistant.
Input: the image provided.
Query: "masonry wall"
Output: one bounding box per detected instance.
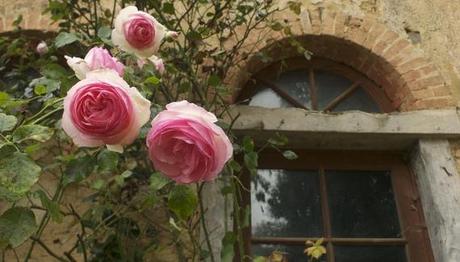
[1,0,460,261]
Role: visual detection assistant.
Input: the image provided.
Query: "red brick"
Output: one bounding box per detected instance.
[362,23,387,50]
[401,70,422,83]
[396,57,427,74]
[413,75,445,89]
[431,86,452,96]
[382,38,411,58]
[412,88,435,99]
[333,13,348,38]
[373,30,400,55]
[321,11,336,35]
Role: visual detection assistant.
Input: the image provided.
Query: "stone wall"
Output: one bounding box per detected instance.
[2,0,460,261]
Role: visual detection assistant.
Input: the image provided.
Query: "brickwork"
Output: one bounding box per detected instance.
[227,7,456,112]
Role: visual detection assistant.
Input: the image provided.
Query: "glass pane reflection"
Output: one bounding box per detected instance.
[249,88,293,108]
[274,70,312,109]
[332,87,380,112]
[334,245,407,262]
[326,170,401,237]
[251,169,322,237]
[252,244,327,262]
[315,70,352,110]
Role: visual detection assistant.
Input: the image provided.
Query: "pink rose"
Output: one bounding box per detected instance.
[146,101,233,183]
[112,6,177,59]
[65,47,124,80]
[36,41,48,55]
[62,70,151,152]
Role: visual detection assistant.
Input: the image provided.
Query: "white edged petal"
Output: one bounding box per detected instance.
[107,144,124,153]
[65,55,90,80]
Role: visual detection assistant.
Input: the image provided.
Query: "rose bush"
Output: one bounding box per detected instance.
[0,0,292,261]
[147,101,232,183]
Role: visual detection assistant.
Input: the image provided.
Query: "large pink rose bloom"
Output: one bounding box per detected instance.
[62,70,151,153]
[147,101,233,184]
[65,47,124,80]
[112,6,177,59]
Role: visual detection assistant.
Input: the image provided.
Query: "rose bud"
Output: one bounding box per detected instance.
[146,101,233,184]
[111,6,177,59]
[36,41,48,55]
[62,70,151,153]
[65,47,124,80]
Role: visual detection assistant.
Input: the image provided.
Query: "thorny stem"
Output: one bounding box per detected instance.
[197,183,215,262]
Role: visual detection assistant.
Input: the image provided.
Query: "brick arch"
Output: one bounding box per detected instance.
[228,8,455,111]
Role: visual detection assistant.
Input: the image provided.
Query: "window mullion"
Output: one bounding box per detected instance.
[323,82,361,112]
[319,167,335,262]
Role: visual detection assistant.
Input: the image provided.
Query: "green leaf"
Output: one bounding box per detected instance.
[0,207,37,248]
[91,179,105,190]
[221,232,236,262]
[97,149,119,173]
[36,190,62,223]
[34,85,47,95]
[168,185,197,220]
[228,160,242,173]
[121,170,133,178]
[267,133,288,147]
[97,26,112,39]
[162,2,175,14]
[55,32,79,48]
[41,63,68,79]
[253,257,267,262]
[29,77,60,94]
[0,152,41,201]
[0,113,17,132]
[63,156,95,185]
[244,151,258,169]
[149,172,169,191]
[282,150,298,160]
[0,92,10,106]
[242,136,254,152]
[144,76,160,85]
[12,125,54,143]
[208,74,221,87]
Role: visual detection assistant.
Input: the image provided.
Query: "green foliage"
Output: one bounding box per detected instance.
[12,124,54,143]
[97,149,120,173]
[0,152,41,201]
[36,190,63,223]
[168,185,198,220]
[0,0,301,259]
[0,207,38,249]
[282,150,298,160]
[221,232,236,262]
[55,32,79,48]
[0,113,17,132]
[63,155,96,185]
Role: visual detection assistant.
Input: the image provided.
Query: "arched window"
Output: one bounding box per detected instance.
[237,57,394,113]
[236,57,434,261]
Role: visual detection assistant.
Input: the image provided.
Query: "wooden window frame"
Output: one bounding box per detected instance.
[237,57,395,113]
[237,150,434,262]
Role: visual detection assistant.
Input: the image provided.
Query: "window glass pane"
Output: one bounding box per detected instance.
[251,170,322,237]
[332,87,381,112]
[249,88,293,108]
[315,70,353,110]
[274,70,312,109]
[326,170,401,237]
[252,244,327,262]
[334,245,407,262]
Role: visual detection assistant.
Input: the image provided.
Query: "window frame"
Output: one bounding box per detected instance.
[237,150,434,262]
[237,57,395,113]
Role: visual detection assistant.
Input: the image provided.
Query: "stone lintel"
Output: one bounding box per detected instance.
[230,106,460,150]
